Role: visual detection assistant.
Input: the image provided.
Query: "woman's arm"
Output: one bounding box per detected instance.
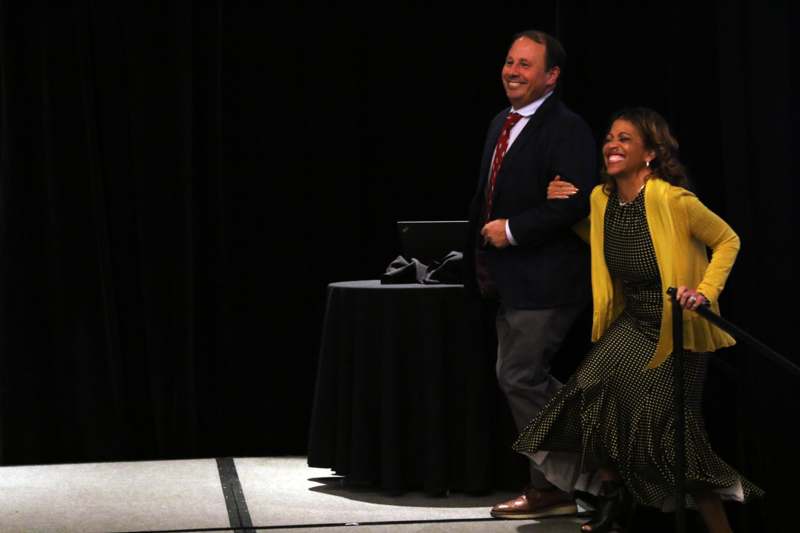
[682,193,740,304]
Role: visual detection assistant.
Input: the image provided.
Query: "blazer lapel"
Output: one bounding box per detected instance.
[478,96,559,201]
[502,95,559,164]
[489,95,560,205]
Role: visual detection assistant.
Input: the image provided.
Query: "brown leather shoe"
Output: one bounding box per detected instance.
[490,487,577,519]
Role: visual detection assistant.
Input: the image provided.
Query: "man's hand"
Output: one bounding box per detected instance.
[481,219,510,248]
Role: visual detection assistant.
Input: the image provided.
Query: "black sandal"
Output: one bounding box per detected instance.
[580,480,630,533]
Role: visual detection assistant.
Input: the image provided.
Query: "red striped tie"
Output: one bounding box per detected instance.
[484,112,523,220]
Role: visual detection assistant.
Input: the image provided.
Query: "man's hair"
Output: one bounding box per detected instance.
[510,30,566,73]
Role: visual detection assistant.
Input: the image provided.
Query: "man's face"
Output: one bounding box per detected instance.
[501,37,559,109]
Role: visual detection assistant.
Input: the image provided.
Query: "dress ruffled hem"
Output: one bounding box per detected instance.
[525,449,748,512]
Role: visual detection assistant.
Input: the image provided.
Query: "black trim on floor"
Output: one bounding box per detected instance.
[215,457,255,533]
[111,515,580,533]
[252,517,537,529]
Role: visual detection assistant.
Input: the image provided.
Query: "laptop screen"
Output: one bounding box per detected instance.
[396,220,468,264]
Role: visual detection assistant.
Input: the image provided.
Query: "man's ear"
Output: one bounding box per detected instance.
[546,66,561,87]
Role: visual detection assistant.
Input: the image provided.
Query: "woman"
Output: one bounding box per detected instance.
[512,108,762,533]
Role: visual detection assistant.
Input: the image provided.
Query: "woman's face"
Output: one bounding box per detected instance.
[603,119,654,178]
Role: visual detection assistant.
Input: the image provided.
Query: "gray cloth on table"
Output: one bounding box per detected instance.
[380,251,463,285]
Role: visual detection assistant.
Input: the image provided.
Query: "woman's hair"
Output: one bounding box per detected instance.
[601,107,691,193]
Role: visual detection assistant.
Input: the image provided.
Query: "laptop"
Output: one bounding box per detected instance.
[396,220,468,264]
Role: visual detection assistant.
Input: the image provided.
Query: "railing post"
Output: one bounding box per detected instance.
[667,287,686,533]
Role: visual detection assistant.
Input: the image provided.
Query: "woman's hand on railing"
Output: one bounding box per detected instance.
[547,175,579,199]
[676,286,706,311]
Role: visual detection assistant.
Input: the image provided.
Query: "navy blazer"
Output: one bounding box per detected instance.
[465,95,597,309]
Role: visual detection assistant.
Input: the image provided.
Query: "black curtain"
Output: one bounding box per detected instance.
[0,1,795,531]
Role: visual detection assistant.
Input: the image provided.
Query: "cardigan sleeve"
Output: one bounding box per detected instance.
[572,216,590,243]
[680,192,740,303]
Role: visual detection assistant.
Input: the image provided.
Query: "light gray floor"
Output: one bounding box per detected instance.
[0,456,584,532]
[0,459,230,533]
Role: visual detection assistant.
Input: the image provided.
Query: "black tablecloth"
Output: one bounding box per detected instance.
[307,280,527,494]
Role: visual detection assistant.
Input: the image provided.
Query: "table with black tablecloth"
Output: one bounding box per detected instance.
[307,280,526,494]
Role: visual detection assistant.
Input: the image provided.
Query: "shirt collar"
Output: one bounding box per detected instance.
[511,90,554,117]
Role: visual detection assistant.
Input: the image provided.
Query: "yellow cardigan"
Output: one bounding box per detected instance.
[577,178,739,369]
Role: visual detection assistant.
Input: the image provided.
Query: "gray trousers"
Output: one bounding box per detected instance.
[496,303,586,489]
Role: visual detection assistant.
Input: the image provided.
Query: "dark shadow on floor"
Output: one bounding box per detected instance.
[308,478,518,509]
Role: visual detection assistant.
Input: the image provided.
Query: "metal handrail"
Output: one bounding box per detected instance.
[666,287,799,533]
[693,302,800,378]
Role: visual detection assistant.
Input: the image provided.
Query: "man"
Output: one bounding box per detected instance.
[463,30,596,519]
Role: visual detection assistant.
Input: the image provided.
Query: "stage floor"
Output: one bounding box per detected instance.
[0,456,585,532]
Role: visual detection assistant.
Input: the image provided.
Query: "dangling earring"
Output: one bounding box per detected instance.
[645,160,651,168]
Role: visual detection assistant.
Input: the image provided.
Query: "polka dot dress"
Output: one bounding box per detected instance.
[513,184,763,509]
